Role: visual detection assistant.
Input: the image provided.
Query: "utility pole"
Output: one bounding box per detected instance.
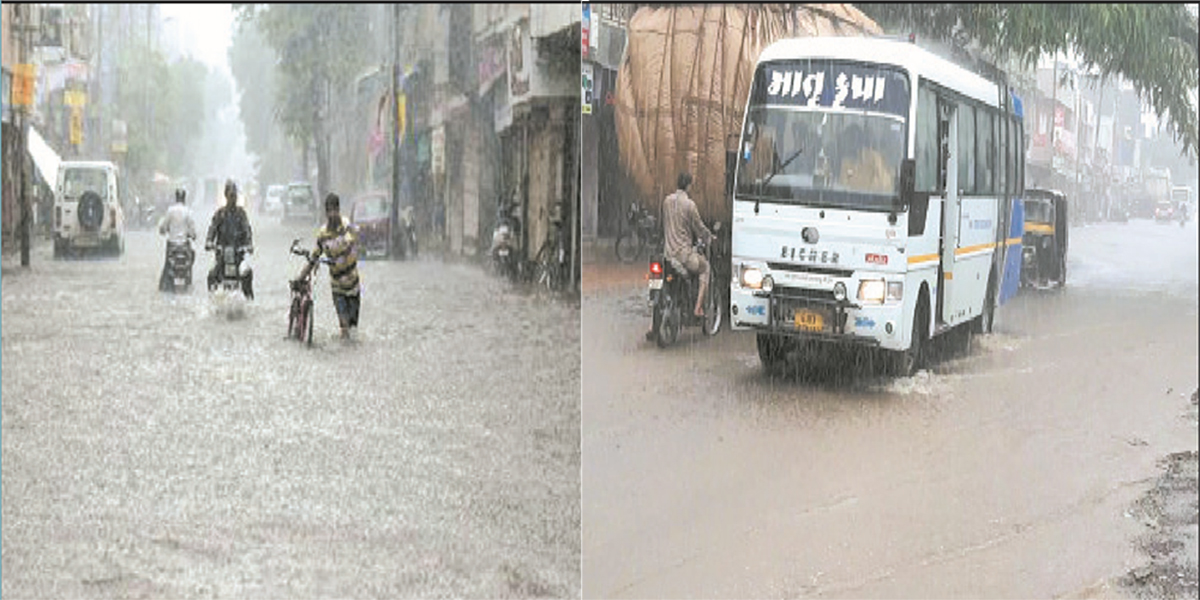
[390,3,401,258]
[17,4,34,267]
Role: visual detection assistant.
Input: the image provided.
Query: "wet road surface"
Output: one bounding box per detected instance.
[582,218,1197,598]
[2,214,581,598]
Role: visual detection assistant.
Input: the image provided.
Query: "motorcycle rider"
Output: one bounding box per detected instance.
[663,171,714,318]
[205,179,255,299]
[297,193,361,339]
[157,187,197,292]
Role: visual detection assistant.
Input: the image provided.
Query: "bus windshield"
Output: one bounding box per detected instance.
[735,60,909,211]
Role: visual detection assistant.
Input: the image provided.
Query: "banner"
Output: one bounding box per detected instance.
[13,64,36,107]
[582,4,590,59]
[581,63,593,115]
[69,108,83,145]
[750,60,910,118]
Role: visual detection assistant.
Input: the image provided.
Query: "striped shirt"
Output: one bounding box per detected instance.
[313,217,361,296]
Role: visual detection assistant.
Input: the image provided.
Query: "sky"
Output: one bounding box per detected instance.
[158,3,234,76]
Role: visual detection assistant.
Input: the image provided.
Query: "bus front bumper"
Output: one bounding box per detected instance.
[731,288,900,349]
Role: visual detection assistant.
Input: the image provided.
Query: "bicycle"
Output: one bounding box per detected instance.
[287,238,332,346]
[615,200,661,263]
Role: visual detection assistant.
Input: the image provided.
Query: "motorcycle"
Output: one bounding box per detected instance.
[615,200,662,263]
[163,238,195,293]
[287,238,333,346]
[207,242,253,298]
[647,222,724,347]
[490,195,523,282]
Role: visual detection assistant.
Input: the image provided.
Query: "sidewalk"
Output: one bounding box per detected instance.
[581,235,650,295]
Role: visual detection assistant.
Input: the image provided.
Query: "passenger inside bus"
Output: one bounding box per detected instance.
[837,124,893,194]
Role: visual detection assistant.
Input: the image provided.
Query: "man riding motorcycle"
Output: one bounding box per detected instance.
[663,172,714,318]
[158,187,197,292]
[205,179,255,299]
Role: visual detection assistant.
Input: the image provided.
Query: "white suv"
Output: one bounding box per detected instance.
[54,161,126,257]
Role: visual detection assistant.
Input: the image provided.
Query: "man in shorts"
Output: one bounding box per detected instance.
[299,193,361,339]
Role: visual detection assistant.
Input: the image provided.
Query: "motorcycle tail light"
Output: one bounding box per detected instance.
[650,261,662,277]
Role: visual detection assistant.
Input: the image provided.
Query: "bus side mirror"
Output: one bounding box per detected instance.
[898,158,916,210]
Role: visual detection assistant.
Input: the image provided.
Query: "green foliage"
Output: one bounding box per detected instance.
[112,40,208,179]
[231,4,375,193]
[858,4,1199,159]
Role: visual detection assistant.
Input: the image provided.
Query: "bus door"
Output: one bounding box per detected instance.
[936,98,959,326]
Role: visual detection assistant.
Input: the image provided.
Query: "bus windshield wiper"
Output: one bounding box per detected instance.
[756,147,803,214]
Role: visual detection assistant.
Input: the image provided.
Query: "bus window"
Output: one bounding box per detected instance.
[997,113,1007,195]
[958,103,976,194]
[976,108,994,195]
[1017,121,1025,194]
[915,83,939,193]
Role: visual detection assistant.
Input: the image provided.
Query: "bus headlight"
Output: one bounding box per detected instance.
[832,282,847,301]
[741,266,763,289]
[761,275,774,293]
[887,281,904,302]
[857,279,886,304]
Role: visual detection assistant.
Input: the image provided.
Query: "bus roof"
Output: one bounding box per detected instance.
[756,37,1003,108]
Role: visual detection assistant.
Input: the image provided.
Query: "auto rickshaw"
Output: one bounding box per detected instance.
[1021,188,1068,289]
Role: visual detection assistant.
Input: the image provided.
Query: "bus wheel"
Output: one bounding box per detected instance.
[974,272,996,334]
[891,298,927,377]
[757,333,788,375]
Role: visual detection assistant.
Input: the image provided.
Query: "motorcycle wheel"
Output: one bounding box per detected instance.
[656,294,680,348]
[615,228,642,263]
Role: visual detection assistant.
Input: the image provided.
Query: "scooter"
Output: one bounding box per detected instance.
[490,195,522,282]
[647,223,724,347]
[163,238,195,293]
[394,206,419,259]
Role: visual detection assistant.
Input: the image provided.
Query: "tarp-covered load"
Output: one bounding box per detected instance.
[616,4,882,223]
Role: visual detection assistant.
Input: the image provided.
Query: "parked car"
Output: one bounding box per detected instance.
[263,185,285,217]
[349,191,391,259]
[53,160,126,258]
[1154,199,1175,222]
[283,182,318,224]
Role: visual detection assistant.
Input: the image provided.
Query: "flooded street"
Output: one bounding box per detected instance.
[582,218,1197,598]
[2,216,581,598]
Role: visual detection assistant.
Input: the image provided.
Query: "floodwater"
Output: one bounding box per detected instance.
[582,218,1198,598]
[2,213,581,598]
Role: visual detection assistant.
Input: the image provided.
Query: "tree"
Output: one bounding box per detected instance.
[113,40,207,183]
[232,3,373,198]
[858,4,1199,159]
[229,17,288,185]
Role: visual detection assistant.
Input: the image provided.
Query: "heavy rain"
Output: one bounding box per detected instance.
[580,4,1197,599]
[3,4,581,598]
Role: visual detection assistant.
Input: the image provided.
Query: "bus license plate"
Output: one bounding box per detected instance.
[794,309,824,332]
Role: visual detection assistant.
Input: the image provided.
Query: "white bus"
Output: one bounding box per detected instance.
[729,37,1025,376]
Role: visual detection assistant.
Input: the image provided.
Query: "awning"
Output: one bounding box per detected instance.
[27,127,61,187]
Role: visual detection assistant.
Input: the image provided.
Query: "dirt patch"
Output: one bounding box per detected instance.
[1119,390,1199,599]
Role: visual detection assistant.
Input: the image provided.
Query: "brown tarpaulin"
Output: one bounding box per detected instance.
[615,4,882,223]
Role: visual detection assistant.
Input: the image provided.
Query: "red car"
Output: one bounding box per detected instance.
[349,192,391,258]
